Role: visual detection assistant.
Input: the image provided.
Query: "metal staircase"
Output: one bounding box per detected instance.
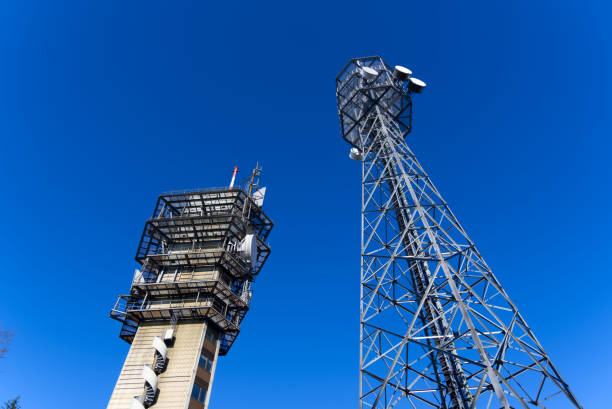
[131,329,174,408]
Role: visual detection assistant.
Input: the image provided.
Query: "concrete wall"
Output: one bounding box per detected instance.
[107,321,207,409]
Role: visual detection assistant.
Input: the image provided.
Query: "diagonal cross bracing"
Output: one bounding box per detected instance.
[336,56,582,409]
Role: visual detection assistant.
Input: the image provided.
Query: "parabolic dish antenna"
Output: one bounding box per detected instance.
[240,234,258,267]
[408,77,426,93]
[394,65,412,81]
[361,66,378,81]
[349,147,363,161]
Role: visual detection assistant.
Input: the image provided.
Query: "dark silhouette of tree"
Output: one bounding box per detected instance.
[0,325,18,409]
[2,396,20,409]
[0,324,13,358]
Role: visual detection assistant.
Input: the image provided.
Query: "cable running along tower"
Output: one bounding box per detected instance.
[336,56,581,409]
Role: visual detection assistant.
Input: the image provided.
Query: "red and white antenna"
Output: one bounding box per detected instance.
[229,166,238,189]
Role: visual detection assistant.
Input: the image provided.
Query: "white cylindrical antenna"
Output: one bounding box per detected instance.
[393,65,412,81]
[408,77,426,93]
[361,66,378,81]
[229,166,238,189]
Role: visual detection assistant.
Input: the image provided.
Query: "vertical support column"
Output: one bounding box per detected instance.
[203,333,222,409]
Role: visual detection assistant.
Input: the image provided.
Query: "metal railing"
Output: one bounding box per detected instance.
[160,186,245,195]
[112,294,229,318]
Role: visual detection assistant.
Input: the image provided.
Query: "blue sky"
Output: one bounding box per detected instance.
[0,1,610,408]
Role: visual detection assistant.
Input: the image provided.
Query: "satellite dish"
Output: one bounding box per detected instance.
[394,65,412,81]
[361,66,378,81]
[349,147,363,161]
[239,234,258,267]
[408,77,426,93]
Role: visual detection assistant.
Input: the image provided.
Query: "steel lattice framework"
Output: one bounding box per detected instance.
[336,56,581,409]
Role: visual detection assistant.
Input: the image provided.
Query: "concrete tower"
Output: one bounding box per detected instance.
[108,172,272,409]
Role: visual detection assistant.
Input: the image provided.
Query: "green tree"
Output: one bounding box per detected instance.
[2,397,20,409]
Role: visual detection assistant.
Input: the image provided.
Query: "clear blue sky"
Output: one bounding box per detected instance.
[0,1,610,408]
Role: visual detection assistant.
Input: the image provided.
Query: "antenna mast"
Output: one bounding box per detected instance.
[336,56,581,409]
[229,166,238,189]
[247,162,261,197]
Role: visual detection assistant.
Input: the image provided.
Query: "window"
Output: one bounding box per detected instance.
[191,383,207,404]
[205,328,219,343]
[191,384,201,400]
[199,353,213,372]
[199,387,207,404]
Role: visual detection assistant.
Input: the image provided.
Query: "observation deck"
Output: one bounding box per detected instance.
[111,187,273,355]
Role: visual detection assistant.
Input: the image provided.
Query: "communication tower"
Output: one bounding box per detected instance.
[107,167,273,409]
[336,56,581,409]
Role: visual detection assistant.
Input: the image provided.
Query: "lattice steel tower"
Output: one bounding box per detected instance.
[107,169,272,409]
[336,56,581,409]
